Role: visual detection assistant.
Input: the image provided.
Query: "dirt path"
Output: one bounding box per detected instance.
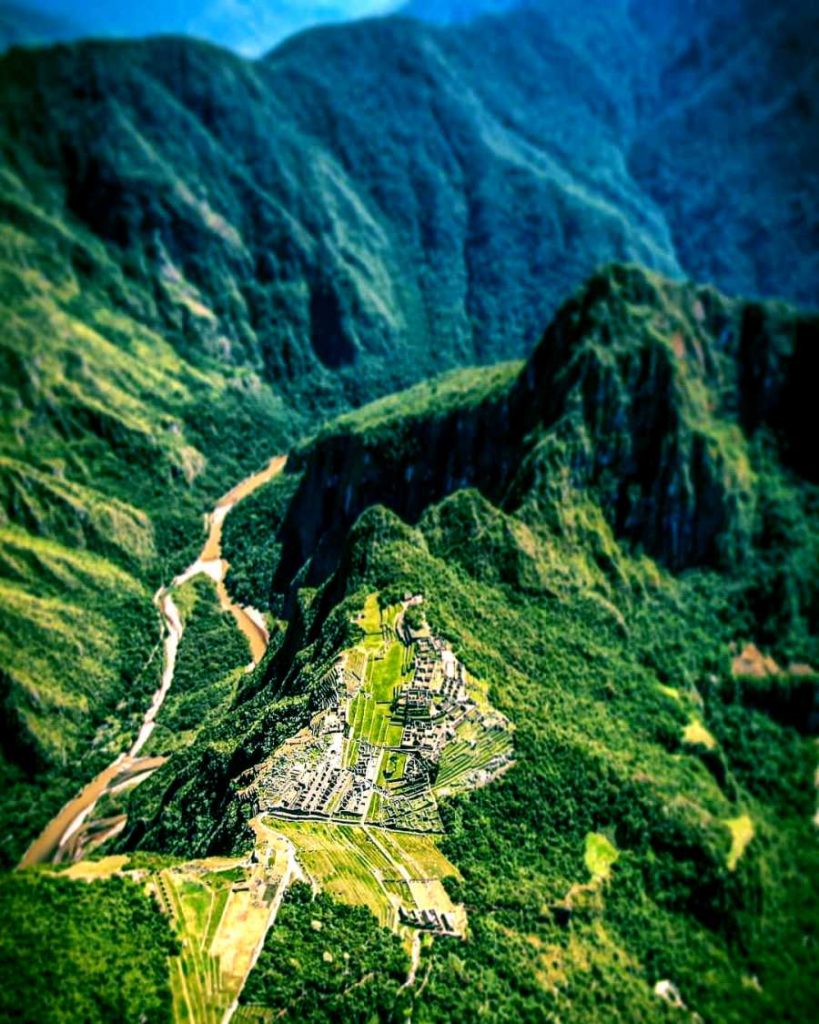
[18,455,287,868]
[220,821,303,1024]
[402,931,422,989]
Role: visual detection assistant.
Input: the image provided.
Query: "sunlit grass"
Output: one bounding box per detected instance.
[584,832,619,881]
[682,718,718,750]
[724,814,755,871]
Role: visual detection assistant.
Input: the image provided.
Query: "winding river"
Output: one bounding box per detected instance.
[19,455,287,868]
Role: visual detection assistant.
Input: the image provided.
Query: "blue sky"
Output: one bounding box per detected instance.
[16,1,405,54]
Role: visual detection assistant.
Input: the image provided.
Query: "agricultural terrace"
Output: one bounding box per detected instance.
[267,819,466,937]
[239,592,513,937]
[149,833,295,1024]
[244,592,513,831]
[43,829,297,1024]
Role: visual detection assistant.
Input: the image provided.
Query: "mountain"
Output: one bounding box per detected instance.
[1,2,816,389]
[0,218,298,865]
[222,262,817,649]
[0,6,816,1019]
[104,264,818,1023]
[0,1,402,55]
[0,89,301,864]
[0,0,815,869]
[0,2,84,48]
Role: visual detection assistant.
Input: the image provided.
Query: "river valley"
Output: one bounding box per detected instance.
[18,455,287,868]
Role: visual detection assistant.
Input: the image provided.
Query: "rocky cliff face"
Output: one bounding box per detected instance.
[511,265,816,568]
[260,265,816,597]
[273,366,521,592]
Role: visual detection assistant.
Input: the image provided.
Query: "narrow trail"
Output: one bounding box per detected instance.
[219,820,304,1024]
[19,455,287,868]
[405,931,422,988]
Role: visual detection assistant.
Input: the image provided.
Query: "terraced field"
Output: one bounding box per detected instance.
[434,720,514,794]
[344,612,411,751]
[152,863,242,1023]
[148,835,295,1024]
[265,820,399,926]
[266,819,464,935]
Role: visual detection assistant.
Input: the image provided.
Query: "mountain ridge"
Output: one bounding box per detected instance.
[2,2,816,410]
[0,8,816,1020]
[0,262,815,1023]
[221,265,816,629]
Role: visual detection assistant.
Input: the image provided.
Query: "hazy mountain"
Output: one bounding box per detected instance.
[0,0,402,54]
[0,1,84,47]
[1,3,815,401]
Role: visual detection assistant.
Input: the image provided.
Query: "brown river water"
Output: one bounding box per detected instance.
[18,455,287,868]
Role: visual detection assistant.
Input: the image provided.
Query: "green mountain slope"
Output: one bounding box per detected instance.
[102,264,818,1022]
[0,169,299,865]
[1,1,816,405]
[225,264,817,649]
[0,5,815,1011]
[0,869,177,1024]
[0,11,813,855]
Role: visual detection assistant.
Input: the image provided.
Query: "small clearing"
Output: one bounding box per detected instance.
[724,814,754,870]
[584,832,618,881]
[682,718,717,750]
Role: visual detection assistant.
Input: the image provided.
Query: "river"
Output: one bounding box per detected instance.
[18,455,287,868]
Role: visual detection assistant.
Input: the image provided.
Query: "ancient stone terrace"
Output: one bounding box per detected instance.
[239,593,514,835]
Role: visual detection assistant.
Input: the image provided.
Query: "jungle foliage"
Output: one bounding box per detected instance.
[0,870,177,1024]
[240,883,409,1022]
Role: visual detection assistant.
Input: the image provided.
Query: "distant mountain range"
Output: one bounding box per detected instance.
[0,1,403,55]
[1,2,815,402]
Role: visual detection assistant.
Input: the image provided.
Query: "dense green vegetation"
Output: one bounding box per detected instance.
[223,469,303,611]
[0,0,816,872]
[0,543,159,865]
[313,362,524,448]
[226,266,818,657]
[148,265,817,1020]
[143,478,818,1020]
[3,253,817,1018]
[240,883,409,1022]
[0,168,297,864]
[0,1,814,1016]
[0,870,177,1023]
[299,508,816,1020]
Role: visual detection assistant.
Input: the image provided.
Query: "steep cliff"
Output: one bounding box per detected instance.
[230,265,816,628]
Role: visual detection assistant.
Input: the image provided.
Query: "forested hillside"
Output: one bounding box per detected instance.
[0,4,816,1019]
[2,0,815,869]
[2,0,817,401]
[0,163,298,864]
[114,265,818,1023]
